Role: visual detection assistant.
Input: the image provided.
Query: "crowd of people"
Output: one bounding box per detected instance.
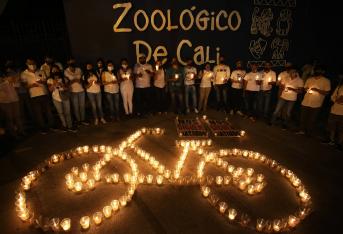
[0,55,342,151]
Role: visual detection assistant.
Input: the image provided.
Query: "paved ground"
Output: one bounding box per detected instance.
[0,110,341,234]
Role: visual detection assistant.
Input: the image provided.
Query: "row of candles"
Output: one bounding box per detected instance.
[195,147,312,233]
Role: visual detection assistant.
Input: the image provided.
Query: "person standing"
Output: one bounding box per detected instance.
[297,67,331,135]
[213,56,230,111]
[198,63,214,112]
[133,54,153,117]
[64,58,88,126]
[243,63,261,122]
[102,61,120,121]
[95,58,105,80]
[47,65,76,132]
[166,58,185,114]
[153,60,167,114]
[184,59,198,114]
[271,69,304,129]
[229,60,245,116]
[21,58,55,134]
[259,61,277,119]
[118,59,134,118]
[84,63,106,125]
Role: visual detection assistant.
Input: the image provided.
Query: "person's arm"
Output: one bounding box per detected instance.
[312,81,331,95]
[101,72,109,85]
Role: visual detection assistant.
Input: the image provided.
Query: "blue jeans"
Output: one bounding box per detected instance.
[214,84,228,110]
[258,90,272,118]
[87,92,104,119]
[271,98,295,126]
[53,99,72,128]
[185,85,197,111]
[71,92,85,122]
[169,87,184,114]
[105,92,120,118]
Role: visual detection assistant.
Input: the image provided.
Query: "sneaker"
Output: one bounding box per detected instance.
[68,127,78,133]
[295,131,305,135]
[230,110,234,116]
[49,127,61,132]
[80,121,90,126]
[94,118,99,125]
[249,117,256,122]
[328,141,335,146]
[194,108,199,114]
[100,118,107,124]
[60,127,68,133]
[237,111,244,116]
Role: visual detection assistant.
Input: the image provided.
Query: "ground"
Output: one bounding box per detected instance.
[0,110,341,234]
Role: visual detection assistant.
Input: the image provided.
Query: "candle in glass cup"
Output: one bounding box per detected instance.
[227,208,237,220]
[156,175,164,185]
[175,74,179,80]
[74,181,83,192]
[79,172,87,182]
[112,173,120,183]
[288,215,299,228]
[202,186,210,197]
[60,218,71,231]
[103,206,112,218]
[111,200,120,211]
[93,212,103,225]
[146,174,153,184]
[219,202,228,213]
[80,216,90,230]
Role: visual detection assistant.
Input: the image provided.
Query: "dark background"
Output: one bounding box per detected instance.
[0,0,342,74]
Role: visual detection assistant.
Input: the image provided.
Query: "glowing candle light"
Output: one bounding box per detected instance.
[50,218,60,231]
[146,175,153,184]
[82,163,89,172]
[93,171,101,181]
[273,219,282,232]
[288,215,299,228]
[219,202,228,213]
[224,176,231,185]
[60,218,71,231]
[93,212,103,225]
[246,168,254,177]
[92,145,99,153]
[66,180,74,190]
[156,175,164,185]
[71,167,79,176]
[87,179,95,190]
[215,176,223,185]
[238,180,247,190]
[123,173,131,184]
[80,216,90,230]
[79,172,87,182]
[112,173,120,183]
[119,196,127,207]
[247,185,255,195]
[228,208,237,220]
[256,218,265,231]
[83,145,89,153]
[76,146,83,154]
[51,154,59,163]
[155,65,159,70]
[138,174,145,184]
[111,200,120,211]
[103,206,112,218]
[104,153,112,162]
[202,186,211,197]
[240,130,246,136]
[256,174,264,182]
[100,145,106,153]
[207,139,212,146]
[175,74,179,79]
[18,210,30,221]
[74,181,83,192]
[155,128,161,134]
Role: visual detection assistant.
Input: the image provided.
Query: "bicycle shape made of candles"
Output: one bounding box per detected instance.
[15,128,312,233]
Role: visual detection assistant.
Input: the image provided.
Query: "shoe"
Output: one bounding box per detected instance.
[249,117,256,122]
[60,127,68,133]
[194,108,199,114]
[328,141,335,146]
[68,127,78,133]
[80,121,90,126]
[237,111,243,116]
[49,127,60,132]
[295,131,305,135]
[40,130,48,135]
[100,118,107,124]
[94,118,99,125]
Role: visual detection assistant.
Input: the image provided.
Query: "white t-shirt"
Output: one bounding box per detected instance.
[47,78,65,102]
[200,70,214,88]
[85,74,100,93]
[184,66,197,86]
[21,69,47,98]
[280,77,304,101]
[331,86,343,115]
[134,63,153,88]
[213,64,230,85]
[118,69,134,89]
[103,71,119,93]
[64,67,84,93]
[277,71,290,83]
[302,76,331,108]
[154,69,166,88]
[244,72,261,92]
[230,69,246,89]
[261,70,276,91]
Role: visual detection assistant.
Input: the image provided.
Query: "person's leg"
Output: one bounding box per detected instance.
[190,85,197,111]
[184,86,190,112]
[87,93,98,120]
[214,85,221,110]
[114,93,120,118]
[79,92,86,122]
[271,98,286,124]
[306,108,320,136]
[251,91,258,118]
[63,100,73,129]
[0,103,16,137]
[222,85,228,111]
[128,86,134,114]
[177,88,184,114]
[31,96,45,131]
[257,91,264,117]
[105,93,115,117]
[95,92,104,119]
[71,93,80,122]
[121,88,129,115]
[284,101,295,127]
[337,115,343,146]
[299,106,308,132]
[53,99,67,128]
[203,87,211,112]
[12,101,23,134]
[263,91,272,118]
[198,87,205,111]
[41,95,54,128]
[170,90,176,113]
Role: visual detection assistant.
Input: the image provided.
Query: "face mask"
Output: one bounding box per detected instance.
[98,64,103,68]
[122,64,128,69]
[28,65,36,71]
[107,66,114,71]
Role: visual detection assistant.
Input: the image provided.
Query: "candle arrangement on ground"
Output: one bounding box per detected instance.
[15,127,311,233]
[175,117,208,137]
[202,117,245,137]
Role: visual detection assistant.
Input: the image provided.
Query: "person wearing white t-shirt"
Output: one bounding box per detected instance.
[153,60,167,114]
[271,69,304,129]
[84,63,106,125]
[47,65,76,132]
[213,56,230,111]
[277,62,292,97]
[258,62,276,119]
[21,59,54,134]
[134,54,153,117]
[326,79,343,151]
[243,63,261,122]
[40,56,63,78]
[64,58,88,125]
[102,61,120,121]
[229,60,245,116]
[118,59,134,117]
[184,59,198,114]
[198,63,214,112]
[297,68,331,135]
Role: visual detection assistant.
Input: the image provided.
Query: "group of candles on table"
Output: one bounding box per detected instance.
[15,127,311,233]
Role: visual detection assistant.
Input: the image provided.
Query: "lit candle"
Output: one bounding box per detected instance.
[82,163,89,172]
[164,170,171,179]
[79,172,87,182]
[238,180,247,190]
[256,218,265,231]
[256,174,264,182]
[227,208,237,220]
[51,154,59,163]
[240,130,246,136]
[288,215,299,228]
[74,181,83,192]
[100,145,106,153]
[112,173,120,183]
[103,206,112,218]
[156,175,164,185]
[80,216,90,230]
[202,186,210,197]
[71,167,79,176]
[219,202,228,213]
[93,171,101,181]
[146,174,153,184]
[247,185,255,195]
[175,74,179,79]
[92,145,99,153]
[66,180,74,190]
[50,218,60,231]
[83,145,89,153]
[273,219,281,232]
[93,212,103,225]
[123,173,131,184]
[215,176,223,185]
[246,168,254,176]
[119,196,127,206]
[111,200,120,211]
[155,65,159,70]
[87,179,95,190]
[60,218,71,231]
[207,139,212,146]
